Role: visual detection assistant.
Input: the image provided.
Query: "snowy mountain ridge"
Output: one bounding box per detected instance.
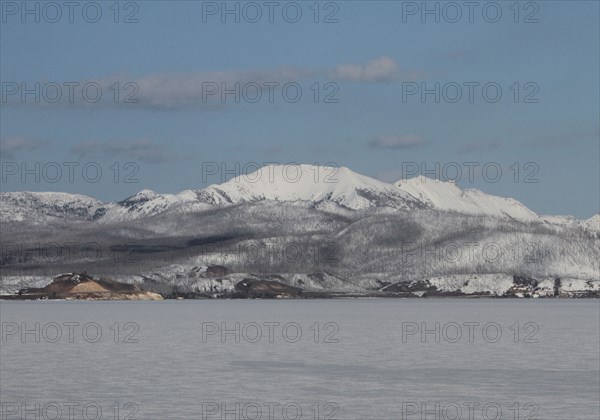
[1,164,597,229]
[395,175,539,221]
[197,164,424,210]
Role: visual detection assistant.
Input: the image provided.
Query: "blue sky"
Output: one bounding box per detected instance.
[1,0,598,218]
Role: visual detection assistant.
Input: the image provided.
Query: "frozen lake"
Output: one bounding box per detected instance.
[1,299,598,419]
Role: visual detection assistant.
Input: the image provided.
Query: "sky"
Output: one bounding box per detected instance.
[0,0,599,218]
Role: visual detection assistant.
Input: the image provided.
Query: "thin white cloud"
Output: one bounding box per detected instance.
[2,58,427,110]
[131,57,422,108]
[0,137,46,159]
[130,67,318,109]
[332,56,409,83]
[333,56,427,82]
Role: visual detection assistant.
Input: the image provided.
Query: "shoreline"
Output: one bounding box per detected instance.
[2,293,598,301]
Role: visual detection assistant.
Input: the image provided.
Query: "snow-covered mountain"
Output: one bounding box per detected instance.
[394,176,539,221]
[197,164,424,210]
[1,164,596,227]
[2,164,427,223]
[1,165,598,298]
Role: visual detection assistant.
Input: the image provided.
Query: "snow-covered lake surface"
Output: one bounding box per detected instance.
[1,299,598,419]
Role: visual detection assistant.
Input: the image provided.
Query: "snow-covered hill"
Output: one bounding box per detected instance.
[0,191,103,223]
[541,213,600,236]
[395,176,539,221]
[0,190,206,224]
[97,189,212,223]
[580,214,600,234]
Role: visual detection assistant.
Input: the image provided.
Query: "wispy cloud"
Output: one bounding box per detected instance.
[2,57,427,110]
[332,56,427,83]
[70,139,184,164]
[131,57,425,107]
[332,56,404,83]
[0,137,46,159]
[131,67,318,109]
[368,135,426,150]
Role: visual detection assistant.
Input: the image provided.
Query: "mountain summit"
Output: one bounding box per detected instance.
[197,164,424,210]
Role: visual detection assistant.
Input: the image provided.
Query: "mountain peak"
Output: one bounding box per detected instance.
[395,176,463,196]
[397,175,457,185]
[197,164,422,210]
[119,189,159,206]
[138,188,157,195]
